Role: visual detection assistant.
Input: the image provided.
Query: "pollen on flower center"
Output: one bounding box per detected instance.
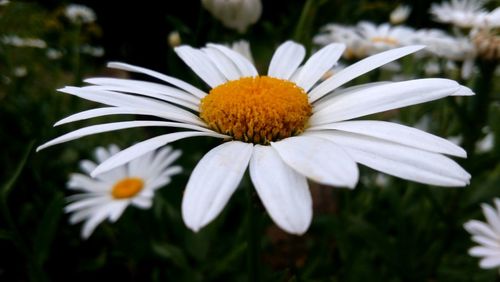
[371,36,399,45]
[199,76,312,144]
[111,177,144,199]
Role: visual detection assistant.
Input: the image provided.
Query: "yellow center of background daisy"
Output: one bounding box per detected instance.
[371,36,399,45]
[111,177,144,199]
[200,76,312,144]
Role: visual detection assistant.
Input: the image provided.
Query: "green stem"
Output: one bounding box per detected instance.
[293,0,319,51]
[72,23,82,85]
[246,182,259,282]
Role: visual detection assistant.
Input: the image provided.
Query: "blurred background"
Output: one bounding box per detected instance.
[1,0,499,281]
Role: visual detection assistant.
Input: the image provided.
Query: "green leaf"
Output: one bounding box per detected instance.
[151,241,190,269]
[1,139,35,198]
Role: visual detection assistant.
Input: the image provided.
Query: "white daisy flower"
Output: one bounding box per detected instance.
[390,5,412,25]
[356,22,415,54]
[230,40,254,64]
[64,4,96,24]
[38,41,473,234]
[430,0,487,28]
[65,144,182,239]
[202,0,262,33]
[464,198,500,270]
[314,24,366,59]
[1,35,47,48]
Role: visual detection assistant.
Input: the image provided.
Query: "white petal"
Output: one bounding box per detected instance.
[132,197,153,209]
[472,235,500,248]
[307,120,466,157]
[250,145,312,234]
[293,43,345,92]
[174,45,227,88]
[202,46,242,80]
[91,131,228,177]
[67,173,108,192]
[79,160,97,174]
[271,136,359,188]
[267,41,305,80]
[84,77,200,105]
[482,203,500,234]
[37,120,213,151]
[465,220,500,240]
[311,131,471,187]
[65,196,108,213]
[108,202,129,222]
[310,79,474,125]
[206,44,258,77]
[54,107,206,127]
[308,45,426,102]
[81,205,114,239]
[479,256,500,269]
[182,141,253,232]
[107,62,206,99]
[469,246,500,257]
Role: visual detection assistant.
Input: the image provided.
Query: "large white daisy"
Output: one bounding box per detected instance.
[464,198,500,270]
[38,41,473,234]
[65,144,182,239]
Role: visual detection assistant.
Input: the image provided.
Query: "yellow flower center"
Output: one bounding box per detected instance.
[200,76,312,144]
[371,36,399,46]
[111,177,144,199]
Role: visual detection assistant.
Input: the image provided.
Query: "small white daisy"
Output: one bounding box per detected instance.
[1,35,47,48]
[314,24,366,59]
[64,4,96,24]
[65,144,182,239]
[39,41,472,234]
[202,0,262,33]
[464,198,500,270]
[357,22,415,54]
[430,0,487,28]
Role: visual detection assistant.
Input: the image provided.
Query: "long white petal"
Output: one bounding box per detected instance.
[465,220,500,239]
[308,45,426,102]
[267,41,305,80]
[182,141,253,232]
[310,79,474,125]
[174,46,227,88]
[479,256,500,269]
[293,43,345,92]
[107,62,207,99]
[37,121,214,151]
[84,77,200,105]
[250,145,312,234]
[271,136,359,188]
[206,44,258,77]
[482,203,500,235]
[307,120,466,157]
[91,131,228,177]
[81,205,114,239]
[202,46,242,80]
[469,246,500,257]
[472,235,500,248]
[54,107,206,127]
[311,131,471,186]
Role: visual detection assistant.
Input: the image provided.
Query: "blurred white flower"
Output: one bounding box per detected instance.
[39,41,473,235]
[0,0,10,6]
[230,40,254,63]
[356,22,415,54]
[13,66,27,77]
[168,31,181,47]
[81,45,104,57]
[390,5,411,25]
[1,35,47,48]
[65,144,182,239]
[313,24,365,59]
[46,48,63,60]
[430,0,487,28]
[65,4,96,24]
[476,132,494,153]
[464,199,500,270]
[202,0,262,33]
[424,61,441,76]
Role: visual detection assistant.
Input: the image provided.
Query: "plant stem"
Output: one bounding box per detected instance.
[246,182,259,282]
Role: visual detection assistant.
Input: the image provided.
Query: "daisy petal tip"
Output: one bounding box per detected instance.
[455,86,475,96]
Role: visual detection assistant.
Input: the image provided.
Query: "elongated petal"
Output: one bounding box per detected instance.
[479,256,500,269]
[267,41,305,80]
[482,203,500,234]
[54,107,206,127]
[250,145,312,234]
[182,141,253,232]
[465,220,500,239]
[271,136,359,188]
[469,246,500,257]
[472,235,500,248]
[84,77,200,105]
[37,121,214,151]
[175,46,227,88]
[310,79,474,125]
[107,62,206,98]
[312,131,471,186]
[91,131,227,177]
[206,43,258,77]
[307,120,466,157]
[293,43,345,92]
[309,45,426,102]
[202,46,242,81]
